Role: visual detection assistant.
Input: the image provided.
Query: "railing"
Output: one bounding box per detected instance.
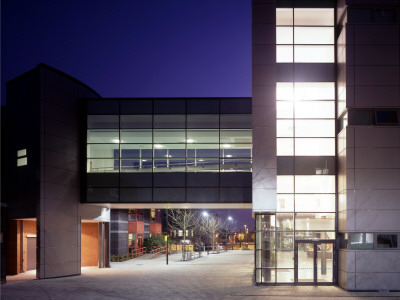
[149,246,167,258]
[130,247,147,258]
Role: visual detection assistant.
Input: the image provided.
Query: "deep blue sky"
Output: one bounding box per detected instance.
[2,0,253,228]
[2,0,252,104]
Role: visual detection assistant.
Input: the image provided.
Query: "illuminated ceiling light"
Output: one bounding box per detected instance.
[154,144,163,148]
[112,139,120,143]
[165,155,172,158]
[226,155,232,158]
[222,144,231,148]
[187,139,194,143]
[198,159,204,162]
[142,159,147,162]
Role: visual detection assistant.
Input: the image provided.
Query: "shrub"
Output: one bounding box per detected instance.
[110,253,131,262]
[143,235,166,252]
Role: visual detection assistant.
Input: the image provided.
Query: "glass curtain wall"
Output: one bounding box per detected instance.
[256,7,336,284]
[87,113,252,173]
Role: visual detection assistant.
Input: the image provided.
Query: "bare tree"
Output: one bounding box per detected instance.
[168,209,198,260]
[201,214,225,252]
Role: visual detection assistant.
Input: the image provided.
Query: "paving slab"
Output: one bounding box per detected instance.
[2,251,400,300]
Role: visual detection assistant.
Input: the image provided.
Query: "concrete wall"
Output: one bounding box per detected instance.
[338,6,400,291]
[252,0,277,212]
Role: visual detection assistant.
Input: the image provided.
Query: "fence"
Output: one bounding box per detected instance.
[130,247,147,258]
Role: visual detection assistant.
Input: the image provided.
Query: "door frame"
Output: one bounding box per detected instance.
[294,240,336,285]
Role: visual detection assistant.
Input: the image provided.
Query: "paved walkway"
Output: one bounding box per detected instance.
[2,251,400,300]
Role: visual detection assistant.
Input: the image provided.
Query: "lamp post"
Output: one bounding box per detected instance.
[227,216,233,251]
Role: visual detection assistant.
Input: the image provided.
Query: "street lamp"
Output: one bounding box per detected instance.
[227,216,233,251]
[202,211,209,253]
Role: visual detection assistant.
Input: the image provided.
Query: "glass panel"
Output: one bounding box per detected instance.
[220,129,252,143]
[87,129,119,143]
[276,8,293,25]
[186,159,219,172]
[295,138,335,156]
[295,101,335,118]
[295,194,335,212]
[295,175,335,193]
[187,129,219,143]
[277,101,293,118]
[294,45,334,63]
[220,145,252,158]
[377,234,398,248]
[277,120,294,137]
[277,269,294,283]
[154,159,186,172]
[277,176,294,193]
[294,82,335,101]
[276,232,294,250]
[257,250,276,268]
[295,120,335,138]
[296,231,335,240]
[276,82,294,101]
[349,233,374,249]
[277,45,293,63]
[277,27,293,44]
[297,243,314,283]
[154,129,185,143]
[276,251,294,268]
[121,159,152,172]
[120,129,152,143]
[154,115,185,128]
[277,194,294,212]
[317,243,333,283]
[120,115,152,128]
[187,144,219,158]
[260,231,275,250]
[87,144,119,158]
[220,158,252,172]
[295,213,335,231]
[121,145,152,158]
[220,114,252,128]
[256,268,276,283]
[276,213,294,231]
[294,27,334,44]
[154,144,185,158]
[187,114,219,128]
[87,115,119,128]
[294,8,334,26]
[277,138,294,156]
[87,158,119,173]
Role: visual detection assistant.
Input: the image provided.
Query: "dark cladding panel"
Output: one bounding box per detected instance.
[154,100,185,114]
[277,157,295,175]
[120,173,152,187]
[120,188,152,202]
[220,188,252,203]
[294,156,336,175]
[187,99,220,114]
[87,100,119,114]
[187,188,219,203]
[153,173,185,187]
[153,188,185,202]
[87,188,119,202]
[220,99,252,114]
[87,173,119,187]
[120,99,153,114]
[220,173,252,187]
[186,173,219,187]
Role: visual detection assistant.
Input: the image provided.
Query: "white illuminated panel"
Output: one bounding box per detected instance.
[295,138,335,156]
[276,82,294,100]
[294,82,335,101]
[277,27,293,44]
[294,27,334,44]
[294,45,334,63]
[276,8,293,25]
[277,194,295,212]
[277,120,294,137]
[294,8,334,26]
[295,101,335,118]
[17,157,27,167]
[295,120,335,137]
[17,149,27,157]
[295,194,335,212]
[277,138,294,156]
[295,175,335,193]
[277,101,293,118]
[277,175,294,193]
[277,45,293,63]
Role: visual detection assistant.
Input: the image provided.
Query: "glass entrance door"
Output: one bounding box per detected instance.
[295,241,334,284]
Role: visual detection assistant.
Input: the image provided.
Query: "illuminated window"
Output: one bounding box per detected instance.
[17,149,27,167]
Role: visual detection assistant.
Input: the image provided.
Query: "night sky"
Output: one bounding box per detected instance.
[2,0,253,230]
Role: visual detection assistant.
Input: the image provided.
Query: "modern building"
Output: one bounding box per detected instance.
[1,0,400,291]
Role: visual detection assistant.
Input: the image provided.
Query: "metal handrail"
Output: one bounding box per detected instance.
[130,246,147,258]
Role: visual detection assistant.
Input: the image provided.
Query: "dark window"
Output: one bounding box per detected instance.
[377,234,398,248]
[375,9,396,23]
[375,111,399,125]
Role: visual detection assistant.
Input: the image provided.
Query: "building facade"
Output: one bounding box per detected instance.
[1,0,400,292]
